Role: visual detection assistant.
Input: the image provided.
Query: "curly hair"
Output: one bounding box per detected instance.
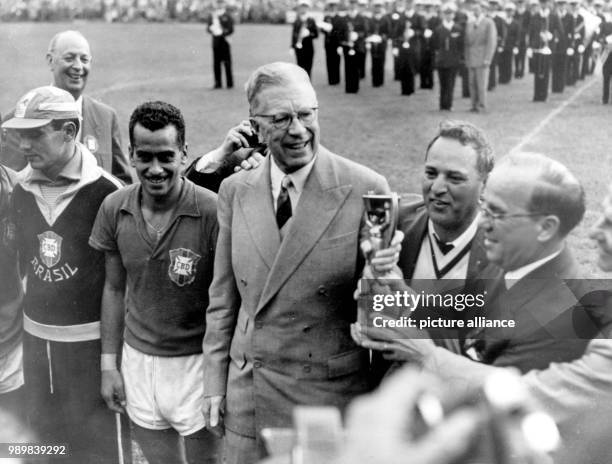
[128,101,185,147]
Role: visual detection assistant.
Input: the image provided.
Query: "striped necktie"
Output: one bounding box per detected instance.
[276,176,293,229]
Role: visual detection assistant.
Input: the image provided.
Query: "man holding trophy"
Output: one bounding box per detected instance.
[207,0,234,89]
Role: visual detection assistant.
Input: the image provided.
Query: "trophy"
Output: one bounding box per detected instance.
[358,192,400,327]
[363,192,400,256]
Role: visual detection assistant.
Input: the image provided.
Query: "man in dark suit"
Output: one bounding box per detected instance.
[527,0,560,101]
[514,0,531,77]
[432,3,465,110]
[207,0,234,89]
[292,0,319,77]
[1,30,131,184]
[550,0,568,92]
[565,0,585,86]
[598,14,612,104]
[394,0,426,95]
[321,0,343,85]
[367,0,391,87]
[487,0,507,90]
[201,62,389,464]
[499,2,520,83]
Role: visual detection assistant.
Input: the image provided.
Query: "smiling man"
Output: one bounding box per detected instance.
[1,30,131,183]
[397,120,495,285]
[201,62,389,463]
[90,101,219,464]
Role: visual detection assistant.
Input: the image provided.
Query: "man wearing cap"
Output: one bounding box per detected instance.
[432,3,465,109]
[4,86,131,463]
[464,0,498,112]
[207,0,234,89]
[551,0,569,92]
[1,30,131,184]
[499,2,521,83]
[321,0,343,85]
[367,0,391,87]
[292,0,319,77]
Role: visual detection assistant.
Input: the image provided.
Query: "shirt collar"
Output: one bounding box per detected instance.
[270,153,317,196]
[120,178,201,218]
[427,212,480,253]
[504,248,563,288]
[443,19,454,28]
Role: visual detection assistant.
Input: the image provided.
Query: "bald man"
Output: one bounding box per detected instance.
[1,30,131,184]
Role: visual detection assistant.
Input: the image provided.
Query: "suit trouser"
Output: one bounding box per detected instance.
[533,53,551,101]
[566,53,580,86]
[344,48,360,93]
[420,50,434,88]
[212,41,233,88]
[358,50,366,79]
[603,64,612,104]
[515,46,526,77]
[499,50,513,84]
[371,50,386,87]
[325,44,341,85]
[581,43,593,78]
[488,52,498,90]
[437,67,457,109]
[551,53,566,93]
[461,65,470,97]
[223,429,265,464]
[468,66,490,109]
[295,46,314,77]
[23,333,132,464]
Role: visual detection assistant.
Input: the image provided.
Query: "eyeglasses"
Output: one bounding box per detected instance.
[252,107,318,130]
[479,202,546,222]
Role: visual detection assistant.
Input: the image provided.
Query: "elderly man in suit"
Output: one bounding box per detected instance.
[201,62,389,464]
[464,0,497,112]
[1,30,131,184]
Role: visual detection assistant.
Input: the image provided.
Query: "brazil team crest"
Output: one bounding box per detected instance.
[38,231,63,268]
[168,248,201,286]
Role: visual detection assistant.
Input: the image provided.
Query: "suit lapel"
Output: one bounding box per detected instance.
[257,149,352,312]
[238,155,280,270]
[80,96,99,143]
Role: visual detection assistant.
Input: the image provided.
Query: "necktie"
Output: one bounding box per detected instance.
[276,176,292,229]
[433,234,454,255]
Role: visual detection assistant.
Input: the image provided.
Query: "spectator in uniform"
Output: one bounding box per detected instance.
[597,12,612,103]
[514,0,530,78]
[1,30,131,184]
[550,0,568,92]
[432,4,465,110]
[292,0,319,77]
[367,0,391,87]
[4,86,131,464]
[91,101,220,464]
[396,0,426,95]
[321,0,343,85]
[528,0,560,101]
[207,0,234,89]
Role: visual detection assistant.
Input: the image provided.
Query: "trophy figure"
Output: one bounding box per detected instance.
[358,192,400,326]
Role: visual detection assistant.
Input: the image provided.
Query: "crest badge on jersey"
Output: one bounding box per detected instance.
[1,218,15,247]
[38,231,63,268]
[168,248,201,287]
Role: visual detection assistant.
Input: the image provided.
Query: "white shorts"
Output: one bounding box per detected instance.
[121,343,205,436]
[0,343,24,394]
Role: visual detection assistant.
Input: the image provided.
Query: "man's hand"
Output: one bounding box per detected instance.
[203,395,225,438]
[234,151,264,173]
[337,368,482,464]
[360,230,405,276]
[351,320,436,365]
[101,369,126,413]
[218,120,259,158]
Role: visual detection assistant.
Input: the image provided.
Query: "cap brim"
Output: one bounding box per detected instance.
[1,117,51,129]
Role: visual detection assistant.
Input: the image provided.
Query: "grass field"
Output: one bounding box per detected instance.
[1,20,610,276]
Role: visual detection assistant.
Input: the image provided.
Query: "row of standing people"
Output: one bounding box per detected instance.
[291,0,610,109]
